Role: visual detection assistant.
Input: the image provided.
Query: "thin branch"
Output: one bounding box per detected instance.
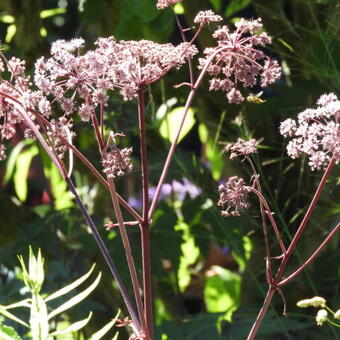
[277,222,340,287]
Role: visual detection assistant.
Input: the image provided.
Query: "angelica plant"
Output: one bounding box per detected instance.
[0,1,283,338]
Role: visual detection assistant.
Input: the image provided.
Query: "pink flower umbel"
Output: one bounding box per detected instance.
[156,0,182,10]
[225,138,258,159]
[194,10,223,26]
[218,176,251,216]
[280,93,340,170]
[199,18,281,103]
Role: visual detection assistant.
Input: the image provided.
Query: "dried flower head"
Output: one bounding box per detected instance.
[280,93,340,170]
[194,10,223,26]
[316,309,328,326]
[156,0,182,10]
[218,176,251,216]
[296,296,326,308]
[225,138,258,159]
[199,18,281,104]
[102,146,133,178]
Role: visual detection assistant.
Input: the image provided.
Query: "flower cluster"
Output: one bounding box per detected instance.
[217,176,250,216]
[280,93,340,170]
[199,18,281,104]
[0,57,36,158]
[156,0,182,10]
[35,37,197,107]
[225,138,258,159]
[296,296,326,308]
[194,10,223,26]
[102,146,133,178]
[296,296,340,327]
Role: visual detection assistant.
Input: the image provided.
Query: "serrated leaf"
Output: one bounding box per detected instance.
[0,322,22,340]
[159,107,195,144]
[90,309,120,340]
[45,264,96,302]
[0,307,29,328]
[49,311,92,337]
[13,144,39,201]
[47,272,101,320]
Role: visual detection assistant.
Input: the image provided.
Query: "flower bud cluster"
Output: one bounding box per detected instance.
[218,176,251,216]
[280,93,340,170]
[102,146,133,178]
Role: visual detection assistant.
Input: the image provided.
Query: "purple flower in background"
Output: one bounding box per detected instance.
[128,178,201,210]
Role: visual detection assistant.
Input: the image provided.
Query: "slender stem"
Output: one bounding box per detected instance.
[247,287,275,340]
[65,177,141,331]
[137,90,153,337]
[137,90,149,222]
[278,222,340,287]
[6,97,140,330]
[173,12,194,86]
[247,157,273,283]
[107,178,149,338]
[148,47,224,219]
[247,157,337,339]
[248,187,286,255]
[141,223,152,337]
[274,156,336,281]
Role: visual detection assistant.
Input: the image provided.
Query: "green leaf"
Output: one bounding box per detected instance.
[209,0,222,11]
[47,272,102,320]
[5,24,16,43]
[225,0,251,17]
[0,307,30,328]
[45,264,96,302]
[0,299,31,310]
[0,322,22,340]
[204,266,241,315]
[4,140,34,184]
[159,107,195,144]
[13,144,39,201]
[90,309,120,340]
[49,311,92,337]
[43,159,74,210]
[177,222,200,292]
[40,8,66,19]
[0,14,15,24]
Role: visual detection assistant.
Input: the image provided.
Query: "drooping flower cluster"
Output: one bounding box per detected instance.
[156,0,182,10]
[217,176,251,216]
[280,93,340,170]
[225,138,258,159]
[194,10,223,26]
[199,18,281,104]
[102,145,133,178]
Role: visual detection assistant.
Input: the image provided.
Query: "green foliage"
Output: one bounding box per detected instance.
[0,248,107,340]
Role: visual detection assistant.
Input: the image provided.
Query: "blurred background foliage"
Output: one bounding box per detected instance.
[0,0,339,339]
